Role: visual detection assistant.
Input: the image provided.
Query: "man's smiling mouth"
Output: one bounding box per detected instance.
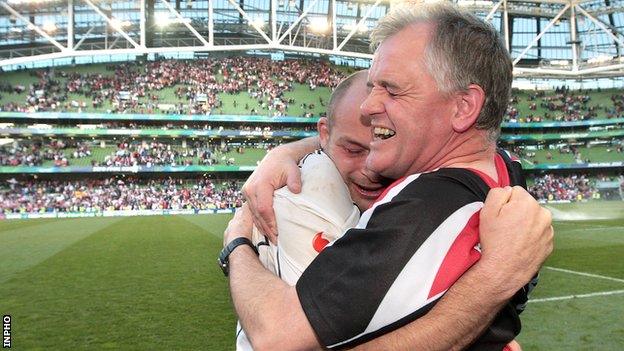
[373,127,396,140]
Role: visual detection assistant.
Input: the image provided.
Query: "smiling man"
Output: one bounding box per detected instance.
[223,3,553,350]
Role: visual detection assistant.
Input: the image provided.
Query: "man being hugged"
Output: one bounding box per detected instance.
[223,2,553,350]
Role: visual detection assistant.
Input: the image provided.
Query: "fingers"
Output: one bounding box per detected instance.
[223,205,255,247]
[252,184,277,237]
[481,186,512,219]
[266,231,278,245]
[539,207,553,230]
[504,186,541,222]
[508,185,533,203]
[507,340,522,351]
[223,208,243,246]
[546,225,555,256]
[286,164,302,194]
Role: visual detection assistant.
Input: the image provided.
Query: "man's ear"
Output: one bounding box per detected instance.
[452,84,485,133]
[317,117,331,149]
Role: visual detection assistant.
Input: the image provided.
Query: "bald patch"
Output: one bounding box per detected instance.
[327,70,368,128]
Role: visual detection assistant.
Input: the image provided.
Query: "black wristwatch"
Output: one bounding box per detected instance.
[218,237,258,277]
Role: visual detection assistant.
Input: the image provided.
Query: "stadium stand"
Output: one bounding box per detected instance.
[0,58,346,117]
[0,57,623,217]
[512,142,624,167]
[5,62,624,122]
[505,87,624,122]
[0,139,90,166]
[0,139,271,167]
[0,176,243,215]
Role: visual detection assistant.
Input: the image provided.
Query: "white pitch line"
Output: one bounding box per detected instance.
[544,266,624,284]
[531,289,624,303]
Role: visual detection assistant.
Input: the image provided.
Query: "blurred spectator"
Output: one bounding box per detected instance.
[0,140,90,167]
[528,174,598,202]
[0,177,243,213]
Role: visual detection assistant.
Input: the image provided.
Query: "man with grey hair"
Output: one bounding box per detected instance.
[223,2,553,350]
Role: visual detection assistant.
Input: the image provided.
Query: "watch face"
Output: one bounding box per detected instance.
[218,249,230,276]
[218,258,228,276]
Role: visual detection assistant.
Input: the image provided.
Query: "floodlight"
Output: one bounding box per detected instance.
[155,12,171,27]
[110,18,123,29]
[42,20,56,33]
[309,17,329,34]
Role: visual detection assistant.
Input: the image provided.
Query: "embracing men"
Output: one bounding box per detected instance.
[222,2,553,350]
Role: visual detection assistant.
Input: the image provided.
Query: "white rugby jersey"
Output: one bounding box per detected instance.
[237,150,360,350]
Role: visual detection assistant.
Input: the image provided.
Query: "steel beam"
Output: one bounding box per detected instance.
[82,0,141,48]
[227,0,273,44]
[513,4,571,66]
[159,0,210,46]
[337,0,383,51]
[278,0,319,44]
[576,5,624,49]
[0,2,67,52]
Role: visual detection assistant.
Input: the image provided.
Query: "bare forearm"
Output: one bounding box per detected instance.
[229,246,319,350]
[229,246,290,341]
[354,261,512,351]
[272,136,319,160]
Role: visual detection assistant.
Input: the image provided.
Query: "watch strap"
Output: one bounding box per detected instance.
[218,237,258,276]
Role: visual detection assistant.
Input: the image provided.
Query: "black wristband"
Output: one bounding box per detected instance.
[218,237,258,277]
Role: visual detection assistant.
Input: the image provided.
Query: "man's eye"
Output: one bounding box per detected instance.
[346,148,364,155]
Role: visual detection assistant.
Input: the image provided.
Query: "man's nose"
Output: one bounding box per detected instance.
[360,90,385,126]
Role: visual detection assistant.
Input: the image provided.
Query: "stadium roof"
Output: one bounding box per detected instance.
[3,0,624,78]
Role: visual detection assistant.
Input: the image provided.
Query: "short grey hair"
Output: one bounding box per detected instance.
[370,2,512,140]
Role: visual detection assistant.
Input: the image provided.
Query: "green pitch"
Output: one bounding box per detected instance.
[1,202,623,350]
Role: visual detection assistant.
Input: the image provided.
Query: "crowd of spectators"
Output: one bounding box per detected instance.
[0,57,344,117]
[0,139,276,168]
[1,121,316,133]
[0,140,90,167]
[512,141,623,165]
[0,172,613,215]
[97,140,254,167]
[7,62,624,122]
[505,86,600,123]
[0,177,243,214]
[528,174,599,201]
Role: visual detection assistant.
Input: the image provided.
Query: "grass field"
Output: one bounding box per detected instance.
[0,202,623,350]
